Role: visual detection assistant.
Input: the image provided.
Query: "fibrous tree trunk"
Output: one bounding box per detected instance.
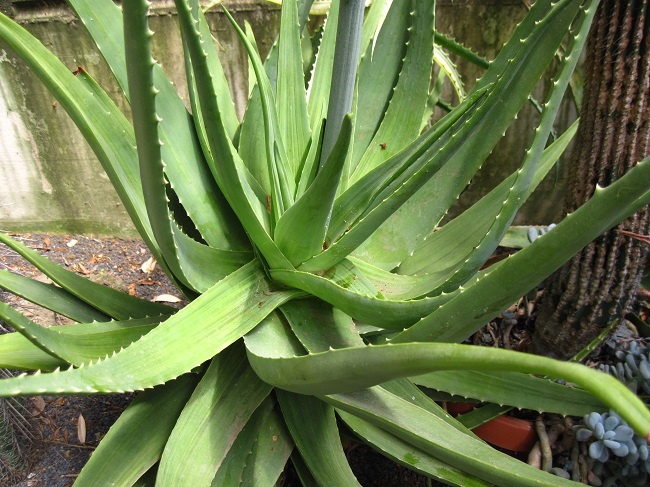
[532,0,650,358]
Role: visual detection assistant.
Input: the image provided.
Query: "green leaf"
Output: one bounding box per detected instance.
[276,390,361,486]
[246,340,650,439]
[124,0,186,288]
[271,261,460,328]
[74,375,199,487]
[0,261,300,396]
[275,116,352,266]
[0,302,161,367]
[339,412,491,487]
[0,270,109,323]
[0,233,172,320]
[351,0,434,180]
[158,343,272,486]
[306,0,340,131]
[392,155,650,344]
[223,6,294,225]
[396,120,577,280]
[326,386,578,487]
[0,319,167,371]
[276,0,310,172]
[0,331,65,371]
[350,0,410,170]
[174,0,291,269]
[299,85,490,272]
[68,0,247,251]
[212,396,293,487]
[353,0,584,270]
[413,370,606,417]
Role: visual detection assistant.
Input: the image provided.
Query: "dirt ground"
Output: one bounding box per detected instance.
[0,233,435,487]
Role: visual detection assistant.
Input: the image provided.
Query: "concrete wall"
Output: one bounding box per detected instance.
[0,0,577,236]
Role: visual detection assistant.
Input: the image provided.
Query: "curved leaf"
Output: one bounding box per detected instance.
[0,261,300,395]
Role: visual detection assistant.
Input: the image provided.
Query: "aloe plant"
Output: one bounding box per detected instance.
[0,0,649,485]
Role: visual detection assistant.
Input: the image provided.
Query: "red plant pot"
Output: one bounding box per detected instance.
[472,415,538,453]
[441,402,538,455]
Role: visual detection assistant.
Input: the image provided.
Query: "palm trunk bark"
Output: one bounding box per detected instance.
[531,0,650,358]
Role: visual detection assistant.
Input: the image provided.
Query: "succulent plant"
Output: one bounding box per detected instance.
[0,0,648,485]
[599,341,650,396]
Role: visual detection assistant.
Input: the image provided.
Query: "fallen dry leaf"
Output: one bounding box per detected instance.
[66,239,78,248]
[31,396,46,415]
[141,256,157,274]
[153,294,182,303]
[77,413,86,444]
[43,237,51,247]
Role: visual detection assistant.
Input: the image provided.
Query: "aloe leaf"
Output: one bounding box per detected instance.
[0,261,300,396]
[396,120,577,280]
[0,233,172,320]
[223,6,294,224]
[393,155,650,345]
[74,375,199,487]
[295,109,326,198]
[185,0,240,139]
[350,0,410,171]
[173,0,291,269]
[0,302,161,367]
[275,116,352,266]
[238,403,293,487]
[434,44,466,102]
[246,341,650,439]
[299,86,491,272]
[320,0,365,166]
[351,0,434,180]
[0,270,109,323]
[124,0,188,286]
[157,344,272,486]
[212,396,293,487]
[280,298,365,351]
[170,222,253,293]
[420,69,447,132]
[413,370,605,417]
[125,3,249,293]
[434,32,489,70]
[271,262,459,328]
[326,387,579,487]
[237,33,277,195]
[413,3,593,293]
[0,332,65,371]
[67,0,247,251]
[358,0,393,60]
[353,0,584,270]
[0,319,165,371]
[306,0,339,130]
[277,390,361,486]
[339,412,491,487]
[276,0,310,172]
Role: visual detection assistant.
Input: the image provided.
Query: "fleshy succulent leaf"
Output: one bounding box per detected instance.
[0,261,300,396]
[0,269,110,323]
[157,343,273,486]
